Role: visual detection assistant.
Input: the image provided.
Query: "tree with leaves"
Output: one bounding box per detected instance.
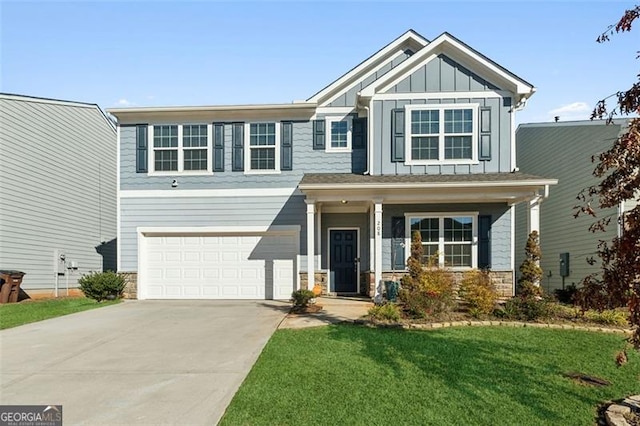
[574,6,640,346]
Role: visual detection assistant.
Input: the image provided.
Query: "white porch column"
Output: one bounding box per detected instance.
[316,203,322,253]
[374,201,383,302]
[528,195,541,234]
[306,200,315,290]
[527,195,542,287]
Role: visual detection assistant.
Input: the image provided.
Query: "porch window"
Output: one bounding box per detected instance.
[405,104,478,164]
[406,213,478,268]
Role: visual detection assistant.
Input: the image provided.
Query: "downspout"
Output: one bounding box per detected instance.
[359,95,372,175]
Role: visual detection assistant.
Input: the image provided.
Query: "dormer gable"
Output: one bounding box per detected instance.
[307,29,429,107]
[359,32,535,105]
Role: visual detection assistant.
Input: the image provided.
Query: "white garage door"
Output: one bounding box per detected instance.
[141,232,298,300]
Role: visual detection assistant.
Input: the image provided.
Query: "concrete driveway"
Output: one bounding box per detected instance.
[0,300,288,425]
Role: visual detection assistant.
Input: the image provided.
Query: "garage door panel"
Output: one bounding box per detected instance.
[142,233,297,300]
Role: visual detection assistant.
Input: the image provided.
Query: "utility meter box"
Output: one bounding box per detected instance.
[559,252,570,277]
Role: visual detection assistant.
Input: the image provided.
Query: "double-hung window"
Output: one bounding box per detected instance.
[325,115,352,152]
[149,124,212,174]
[406,213,478,268]
[245,122,280,173]
[405,104,478,164]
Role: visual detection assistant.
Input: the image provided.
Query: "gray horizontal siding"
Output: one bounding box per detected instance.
[373,96,512,175]
[383,203,511,270]
[329,50,413,107]
[384,54,500,94]
[515,122,622,292]
[120,194,306,271]
[0,97,117,290]
[120,121,366,190]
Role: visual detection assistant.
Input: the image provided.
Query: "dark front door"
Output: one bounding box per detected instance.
[330,229,358,293]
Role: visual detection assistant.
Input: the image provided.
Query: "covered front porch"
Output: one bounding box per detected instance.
[298,173,557,301]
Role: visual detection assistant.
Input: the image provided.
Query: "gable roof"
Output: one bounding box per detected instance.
[0,92,116,132]
[359,32,535,101]
[306,29,429,104]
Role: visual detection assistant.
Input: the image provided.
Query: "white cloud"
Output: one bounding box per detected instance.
[116,98,132,106]
[548,102,591,121]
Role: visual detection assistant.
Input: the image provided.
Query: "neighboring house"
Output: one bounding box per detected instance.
[108,30,556,301]
[0,93,117,298]
[515,119,634,293]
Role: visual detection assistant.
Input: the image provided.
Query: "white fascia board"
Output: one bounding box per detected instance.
[371,90,510,101]
[299,179,558,191]
[360,34,534,98]
[120,187,301,198]
[306,31,429,104]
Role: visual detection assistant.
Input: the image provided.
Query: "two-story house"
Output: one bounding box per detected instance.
[108,30,557,301]
[1,93,117,298]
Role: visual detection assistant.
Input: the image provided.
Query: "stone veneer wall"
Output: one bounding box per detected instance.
[368,270,514,298]
[299,272,328,293]
[120,272,137,299]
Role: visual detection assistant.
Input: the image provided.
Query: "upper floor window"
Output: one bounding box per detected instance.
[405,104,478,165]
[149,124,212,175]
[325,115,352,152]
[406,213,478,269]
[245,122,280,173]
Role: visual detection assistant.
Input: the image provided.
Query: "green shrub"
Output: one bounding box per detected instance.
[458,269,499,317]
[554,284,578,305]
[503,296,555,321]
[78,271,125,302]
[368,303,402,322]
[291,289,315,308]
[583,309,629,326]
[399,231,456,318]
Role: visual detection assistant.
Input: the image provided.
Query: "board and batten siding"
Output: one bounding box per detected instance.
[515,121,623,292]
[372,96,512,175]
[0,96,117,291]
[384,54,500,94]
[383,203,511,271]
[119,194,307,271]
[328,50,413,108]
[120,121,366,191]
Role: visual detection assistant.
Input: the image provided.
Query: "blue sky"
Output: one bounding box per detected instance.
[1,1,637,124]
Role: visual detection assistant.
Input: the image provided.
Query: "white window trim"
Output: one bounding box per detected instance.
[404,103,479,166]
[325,114,353,153]
[244,121,281,175]
[148,124,213,176]
[404,212,479,270]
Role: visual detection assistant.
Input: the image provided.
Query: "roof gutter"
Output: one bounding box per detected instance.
[299,179,558,191]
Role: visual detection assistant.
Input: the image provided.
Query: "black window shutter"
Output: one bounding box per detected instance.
[479,107,491,161]
[478,215,491,269]
[213,123,224,172]
[391,216,406,269]
[313,119,325,150]
[281,121,293,171]
[232,123,244,171]
[352,117,367,149]
[391,108,405,162]
[135,124,148,173]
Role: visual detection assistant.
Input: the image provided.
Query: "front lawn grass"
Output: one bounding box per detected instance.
[0,297,121,329]
[221,325,640,426]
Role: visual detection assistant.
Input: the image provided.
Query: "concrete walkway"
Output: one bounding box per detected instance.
[0,300,288,425]
[279,297,373,329]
